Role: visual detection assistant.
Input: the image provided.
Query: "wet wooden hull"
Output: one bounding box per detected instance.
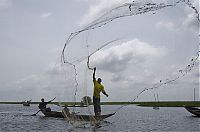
[42,111,64,118]
[42,110,115,121]
[184,106,200,117]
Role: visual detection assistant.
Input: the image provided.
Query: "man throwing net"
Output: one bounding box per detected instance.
[93,67,108,116]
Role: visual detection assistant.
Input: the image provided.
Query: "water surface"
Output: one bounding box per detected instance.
[0,104,199,131]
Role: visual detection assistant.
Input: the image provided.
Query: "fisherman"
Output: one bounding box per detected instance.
[27,100,31,104]
[93,67,108,116]
[38,97,56,111]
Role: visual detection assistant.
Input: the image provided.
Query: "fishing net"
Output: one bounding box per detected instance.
[58,0,199,129]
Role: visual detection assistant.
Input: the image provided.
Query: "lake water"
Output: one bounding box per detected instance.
[0,104,199,132]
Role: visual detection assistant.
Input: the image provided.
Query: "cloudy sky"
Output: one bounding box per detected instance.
[0,0,199,102]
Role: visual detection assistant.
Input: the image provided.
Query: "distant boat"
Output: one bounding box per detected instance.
[153,106,159,110]
[153,93,159,110]
[41,109,115,121]
[184,106,200,117]
[22,99,31,106]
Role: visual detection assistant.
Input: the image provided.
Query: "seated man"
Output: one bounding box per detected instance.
[38,97,55,111]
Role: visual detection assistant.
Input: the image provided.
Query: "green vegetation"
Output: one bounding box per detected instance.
[81,96,92,106]
[0,101,200,107]
[0,102,21,104]
[135,101,200,107]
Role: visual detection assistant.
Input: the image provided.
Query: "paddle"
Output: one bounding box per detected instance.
[49,97,56,102]
[32,110,41,116]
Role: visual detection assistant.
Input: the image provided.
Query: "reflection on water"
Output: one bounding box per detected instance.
[0,104,199,131]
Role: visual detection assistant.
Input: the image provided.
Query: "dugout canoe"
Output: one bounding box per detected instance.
[22,101,31,106]
[41,110,64,118]
[41,110,115,121]
[184,106,200,117]
[22,102,30,106]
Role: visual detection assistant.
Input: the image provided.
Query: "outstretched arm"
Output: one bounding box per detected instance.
[48,97,56,103]
[102,91,108,97]
[93,67,96,81]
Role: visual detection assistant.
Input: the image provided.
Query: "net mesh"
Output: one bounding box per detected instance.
[56,0,199,129]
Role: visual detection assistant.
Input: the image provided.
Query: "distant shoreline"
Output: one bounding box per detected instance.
[0,101,199,107]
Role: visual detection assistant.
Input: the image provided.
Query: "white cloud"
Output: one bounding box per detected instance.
[15,74,38,85]
[13,64,75,101]
[90,39,165,73]
[48,47,62,54]
[182,4,199,31]
[183,13,198,29]
[74,0,92,2]
[156,21,175,30]
[0,0,12,9]
[79,0,132,26]
[40,12,52,19]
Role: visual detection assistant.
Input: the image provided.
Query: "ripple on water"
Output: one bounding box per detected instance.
[0,104,200,131]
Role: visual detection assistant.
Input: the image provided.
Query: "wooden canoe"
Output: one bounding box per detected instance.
[153,106,159,110]
[22,102,30,106]
[184,106,200,117]
[41,110,115,121]
[41,110,64,118]
[22,100,31,106]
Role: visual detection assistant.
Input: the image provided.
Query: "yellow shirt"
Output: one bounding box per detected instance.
[93,79,105,98]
